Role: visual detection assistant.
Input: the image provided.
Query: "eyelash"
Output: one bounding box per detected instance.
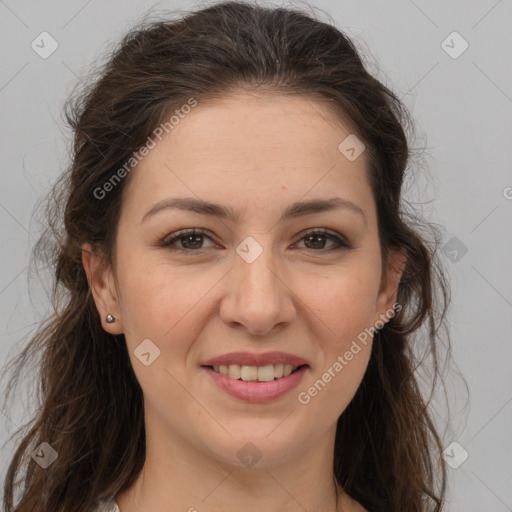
[159,228,352,254]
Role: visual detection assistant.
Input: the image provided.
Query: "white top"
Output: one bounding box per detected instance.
[92,495,120,512]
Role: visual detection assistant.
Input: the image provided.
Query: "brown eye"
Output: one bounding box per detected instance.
[159,228,352,255]
[160,229,215,253]
[177,234,204,250]
[303,233,330,250]
[295,229,351,252]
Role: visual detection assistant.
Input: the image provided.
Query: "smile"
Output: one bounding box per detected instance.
[210,363,302,382]
[202,365,309,403]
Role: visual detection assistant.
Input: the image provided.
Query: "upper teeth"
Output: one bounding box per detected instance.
[212,364,298,381]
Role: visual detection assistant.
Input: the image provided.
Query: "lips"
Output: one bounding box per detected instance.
[212,363,299,382]
[202,365,309,402]
[201,351,309,368]
[200,351,310,402]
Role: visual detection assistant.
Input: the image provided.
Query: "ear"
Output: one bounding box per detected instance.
[81,243,124,334]
[374,246,407,326]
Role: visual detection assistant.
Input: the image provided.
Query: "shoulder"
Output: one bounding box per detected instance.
[91,495,120,512]
[340,493,369,512]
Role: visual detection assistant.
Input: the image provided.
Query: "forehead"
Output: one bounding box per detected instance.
[121,92,373,221]
[164,92,357,160]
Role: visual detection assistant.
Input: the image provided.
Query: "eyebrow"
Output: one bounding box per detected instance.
[141,196,366,224]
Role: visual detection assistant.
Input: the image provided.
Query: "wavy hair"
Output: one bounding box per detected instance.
[2,2,453,511]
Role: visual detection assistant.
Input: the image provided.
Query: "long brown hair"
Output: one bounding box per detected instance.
[1,2,453,510]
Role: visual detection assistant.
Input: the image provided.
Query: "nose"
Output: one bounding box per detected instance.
[219,242,296,337]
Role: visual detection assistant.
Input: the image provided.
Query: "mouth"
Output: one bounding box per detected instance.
[200,351,310,402]
[201,363,309,402]
[204,363,308,382]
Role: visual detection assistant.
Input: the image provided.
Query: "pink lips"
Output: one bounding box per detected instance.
[201,351,309,367]
[200,351,310,403]
[202,365,308,403]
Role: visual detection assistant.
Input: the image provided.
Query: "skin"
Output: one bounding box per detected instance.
[82,91,406,512]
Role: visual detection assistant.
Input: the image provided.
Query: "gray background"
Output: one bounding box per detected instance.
[1,0,511,510]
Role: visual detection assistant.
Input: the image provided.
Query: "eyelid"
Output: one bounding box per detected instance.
[159,228,218,250]
[159,227,352,252]
[295,227,349,245]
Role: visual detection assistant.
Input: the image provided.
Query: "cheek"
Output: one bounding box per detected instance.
[297,333,372,426]
[116,256,224,352]
[301,263,381,345]
[306,265,379,413]
[322,343,372,420]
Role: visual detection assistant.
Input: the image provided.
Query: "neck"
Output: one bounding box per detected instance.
[115,409,345,511]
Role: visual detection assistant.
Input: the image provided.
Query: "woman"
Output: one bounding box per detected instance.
[1,1,452,511]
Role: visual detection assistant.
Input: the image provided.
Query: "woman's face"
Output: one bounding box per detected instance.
[85,91,404,469]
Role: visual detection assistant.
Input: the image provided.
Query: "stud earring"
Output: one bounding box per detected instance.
[106,314,115,323]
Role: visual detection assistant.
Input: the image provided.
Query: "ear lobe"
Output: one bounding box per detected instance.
[375,246,407,325]
[81,243,123,334]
